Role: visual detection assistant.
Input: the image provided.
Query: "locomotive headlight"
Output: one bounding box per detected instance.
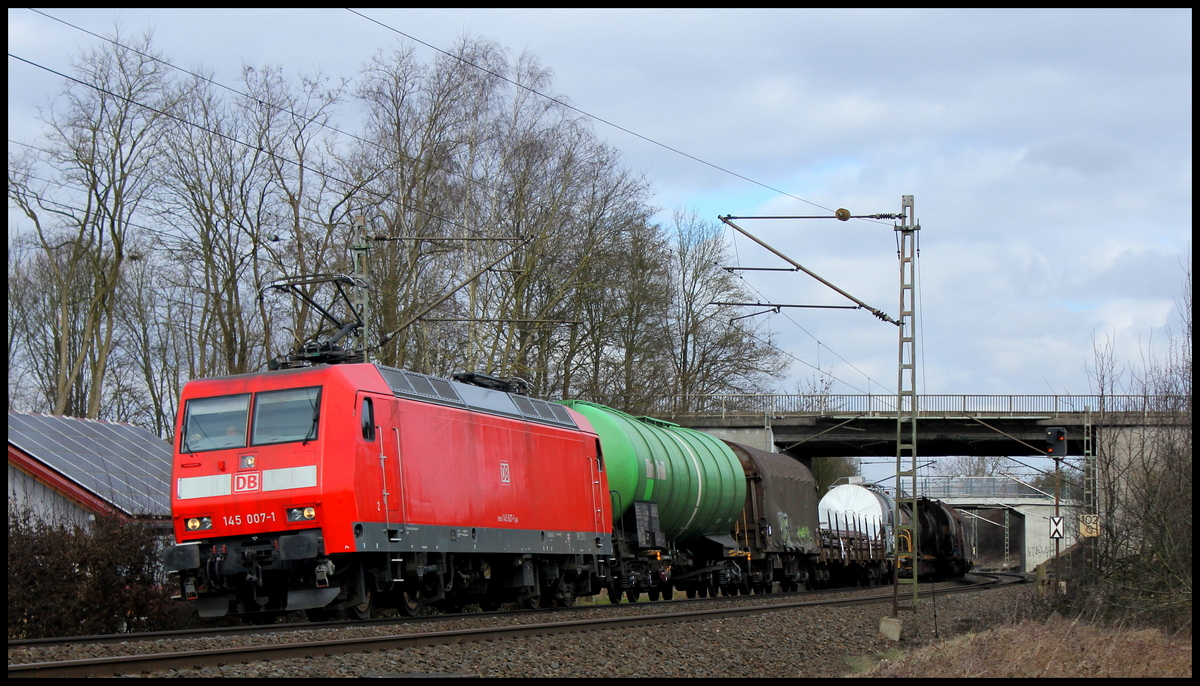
[240,454,256,469]
[288,507,317,522]
[186,517,213,531]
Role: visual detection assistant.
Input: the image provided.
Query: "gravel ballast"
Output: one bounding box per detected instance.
[10,584,1033,677]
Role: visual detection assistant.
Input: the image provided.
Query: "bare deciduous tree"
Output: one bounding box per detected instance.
[1069,260,1191,634]
[9,29,792,438]
[666,209,788,412]
[8,28,185,417]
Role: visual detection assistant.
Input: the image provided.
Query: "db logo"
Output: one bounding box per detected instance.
[499,461,511,485]
[234,472,261,493]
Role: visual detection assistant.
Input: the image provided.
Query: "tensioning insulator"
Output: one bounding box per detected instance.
[835,208,851,221]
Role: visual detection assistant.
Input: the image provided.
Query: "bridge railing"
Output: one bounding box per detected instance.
[651,394,1186,418]
[896,476,1052,500]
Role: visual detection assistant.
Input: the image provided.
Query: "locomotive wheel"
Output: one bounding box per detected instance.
[521,592,542,610]
[349,591,372,620]
[607,587,621,604]
[648,589,660,602]
[685,588,696,599]
[397,590,424,616]
[556,587,577,607]
[625,590,640,603]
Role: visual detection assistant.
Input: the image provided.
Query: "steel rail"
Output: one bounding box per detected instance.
[6,580,918,650]
[10,574,1020,677]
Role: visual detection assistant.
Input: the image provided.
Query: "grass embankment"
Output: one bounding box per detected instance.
[857,615,1191,678]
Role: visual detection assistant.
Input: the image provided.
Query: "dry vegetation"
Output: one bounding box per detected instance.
[860,615,1191,678]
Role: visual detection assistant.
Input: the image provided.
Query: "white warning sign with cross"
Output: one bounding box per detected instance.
[1050,516,1065,539]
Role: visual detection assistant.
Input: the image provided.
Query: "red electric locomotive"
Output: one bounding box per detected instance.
[163,363,612,619]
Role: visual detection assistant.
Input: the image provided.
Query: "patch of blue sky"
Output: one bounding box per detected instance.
[651,155,868,227]
[1060,300,1096,314]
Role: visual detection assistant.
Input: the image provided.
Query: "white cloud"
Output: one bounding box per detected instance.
[7,8,1191,401]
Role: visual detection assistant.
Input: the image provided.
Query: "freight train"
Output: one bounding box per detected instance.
[820,482,973,582]
[163,363,971,620]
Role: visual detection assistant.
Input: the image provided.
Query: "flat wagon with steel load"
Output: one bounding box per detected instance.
[820,485,973,583]
[818,483,895,587]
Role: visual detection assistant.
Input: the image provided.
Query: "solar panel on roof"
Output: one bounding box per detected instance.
[7,412,173,517]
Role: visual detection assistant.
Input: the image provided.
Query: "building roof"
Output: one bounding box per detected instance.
[7,412,172,518]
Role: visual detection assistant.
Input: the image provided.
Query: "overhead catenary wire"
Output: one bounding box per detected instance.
[728,275,889,395]
[345,8,870,222]
[20,9,601,242]
[20,9,881,247]
[7,148,294,251]
[31,6,864,253]
[8,54,528,343]
[19,7,891,255]
[704,310,878,396]
[722,221,892,395]
[12,12,896,394]
[6,52,486,241]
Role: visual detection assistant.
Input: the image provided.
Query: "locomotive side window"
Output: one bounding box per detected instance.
[361,397,375,441]
[182,394,251,453]
[251,386,322,446]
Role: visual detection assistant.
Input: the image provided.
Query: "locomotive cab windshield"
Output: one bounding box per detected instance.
[251,386,322,446]
[181,386,322,453]
[181,394,249,452]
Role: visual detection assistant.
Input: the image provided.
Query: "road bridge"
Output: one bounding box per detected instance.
[650,394,1182,458]
[649,394,1183,573]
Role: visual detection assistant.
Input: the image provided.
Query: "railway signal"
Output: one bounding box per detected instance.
[1045,427,1067,456]
[1046,426,1067,595]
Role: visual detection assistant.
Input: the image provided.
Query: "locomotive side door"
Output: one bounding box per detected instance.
[358,392,401,519]
[589,438,607,535]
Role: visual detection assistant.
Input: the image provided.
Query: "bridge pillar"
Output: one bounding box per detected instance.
[695,426,776,453]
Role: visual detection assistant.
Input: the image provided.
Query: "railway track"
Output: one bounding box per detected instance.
[7,578,928,651]
[9,573,1024,677]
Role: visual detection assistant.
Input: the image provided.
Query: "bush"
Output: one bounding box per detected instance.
[7,503,200,639]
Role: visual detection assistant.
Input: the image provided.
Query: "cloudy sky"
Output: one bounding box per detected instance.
[8,9,1192,410]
